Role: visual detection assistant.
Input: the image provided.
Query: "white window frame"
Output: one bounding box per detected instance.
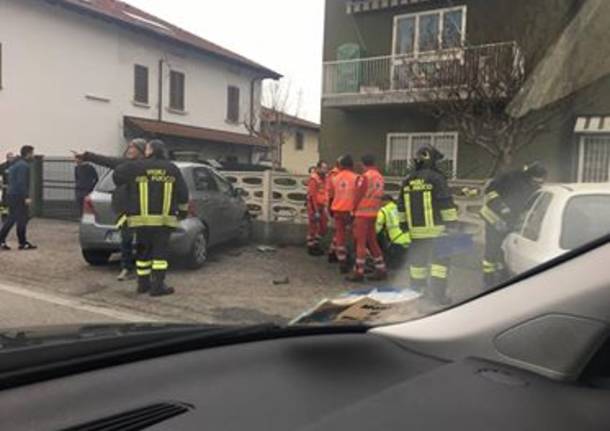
[392,6,467,58]
[577,134,610,182]
[386,132,459,177]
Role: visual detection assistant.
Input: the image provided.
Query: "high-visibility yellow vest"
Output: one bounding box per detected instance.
[376,201,411,247]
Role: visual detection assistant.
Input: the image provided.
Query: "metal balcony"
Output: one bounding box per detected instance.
[322,41,524,108]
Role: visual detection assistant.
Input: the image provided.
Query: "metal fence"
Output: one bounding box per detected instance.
[33,162,486,241]
[39,158,108,220]
[323,42,523,97]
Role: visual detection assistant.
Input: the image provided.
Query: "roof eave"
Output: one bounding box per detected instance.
[47,0,282,79]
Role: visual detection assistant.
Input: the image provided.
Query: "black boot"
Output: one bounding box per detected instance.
[137,275,151,294]
[150,271,175,297]
[328,252,339,263]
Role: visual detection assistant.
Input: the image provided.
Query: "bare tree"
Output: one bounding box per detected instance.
[245,79,304,170]
[404,40,565,176]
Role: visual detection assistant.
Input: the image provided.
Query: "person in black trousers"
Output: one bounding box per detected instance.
[0,145,37,251]
[113,140,189,296]
[74,157,99,217]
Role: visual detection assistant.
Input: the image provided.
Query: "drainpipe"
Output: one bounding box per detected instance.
[250,76,264,164]
[249,76,264,135]
[158,59,164,122]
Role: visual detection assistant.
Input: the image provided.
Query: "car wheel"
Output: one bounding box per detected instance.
[186,230,208,269]
[236,214,252,245]
[82,249,112,266]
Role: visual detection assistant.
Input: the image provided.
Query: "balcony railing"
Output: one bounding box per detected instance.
[323,42,524,101]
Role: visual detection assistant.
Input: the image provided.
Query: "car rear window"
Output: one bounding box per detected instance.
[96,172,115,193]
[561,194,610,250]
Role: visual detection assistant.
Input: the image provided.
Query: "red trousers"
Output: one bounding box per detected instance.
[353,216,385,275]
[333,211,352,263]
[307,205,328,247]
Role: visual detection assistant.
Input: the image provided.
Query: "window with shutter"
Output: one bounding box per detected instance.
[170,70,185,111]
[227,86,240,123]
[134,64,149,104]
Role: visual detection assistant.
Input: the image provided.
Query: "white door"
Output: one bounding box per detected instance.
[504,192,554,274]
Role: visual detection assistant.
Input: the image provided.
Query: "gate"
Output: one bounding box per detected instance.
[40,157,108,220]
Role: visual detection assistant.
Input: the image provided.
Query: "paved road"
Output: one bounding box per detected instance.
[0,283,160,329]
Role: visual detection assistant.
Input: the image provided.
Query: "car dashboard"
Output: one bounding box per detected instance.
[1,332,609,430]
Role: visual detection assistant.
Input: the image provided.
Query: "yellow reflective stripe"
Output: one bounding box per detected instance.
[430,264,448,279]
[486,191,500,200]
[136,260,152,268]
[410,226,445,239]
[483,260,497,273]
[441,208,458,222]
[137,268,152,276]
[480,205,501,224]
[115,214,128,228]
[162,182,173,216]
[127,215,178,228]
[139,180,149,217]
[423,191,434,228]
[410,266,429,280]
[152,260,168,271]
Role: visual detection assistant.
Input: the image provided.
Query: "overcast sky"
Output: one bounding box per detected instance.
[126,0,325,123]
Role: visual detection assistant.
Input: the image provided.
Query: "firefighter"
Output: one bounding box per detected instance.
[0,152,16,224]
[325,160,341,263]
[347,154,386,282]
[73,139,147,281]
[376,194,411,269]
[398,146,458,304]
[306,160,329,256]
[328,154,359,274]
[113,140,189,297]
[480,162,547,288]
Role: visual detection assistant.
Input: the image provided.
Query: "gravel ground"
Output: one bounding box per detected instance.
[0,219,484,325]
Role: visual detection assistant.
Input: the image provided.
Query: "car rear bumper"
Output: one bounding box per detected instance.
[79,217,203,257]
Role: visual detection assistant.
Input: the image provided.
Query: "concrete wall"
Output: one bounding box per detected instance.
[321,0,586,179]
[281,127,320,174]
[0,0,263,158]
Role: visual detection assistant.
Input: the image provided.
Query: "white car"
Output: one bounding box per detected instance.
[502,183,610,275]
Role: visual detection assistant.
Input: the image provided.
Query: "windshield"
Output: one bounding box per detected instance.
[1,0,609,336]
[96,172,115,193]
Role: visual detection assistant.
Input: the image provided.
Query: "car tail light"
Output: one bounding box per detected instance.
[83,195,96,216]
[188,199,197,217]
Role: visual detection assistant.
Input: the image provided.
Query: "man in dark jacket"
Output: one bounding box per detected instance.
[73,138,147,280]
[113,140,189,297]
[398,146,458,304]
[74,157,98,217]
[480,162,547,288]
[0,146,36,250]
[0,152,16,224]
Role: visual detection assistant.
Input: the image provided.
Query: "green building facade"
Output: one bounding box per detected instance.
[321,0,610,182]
